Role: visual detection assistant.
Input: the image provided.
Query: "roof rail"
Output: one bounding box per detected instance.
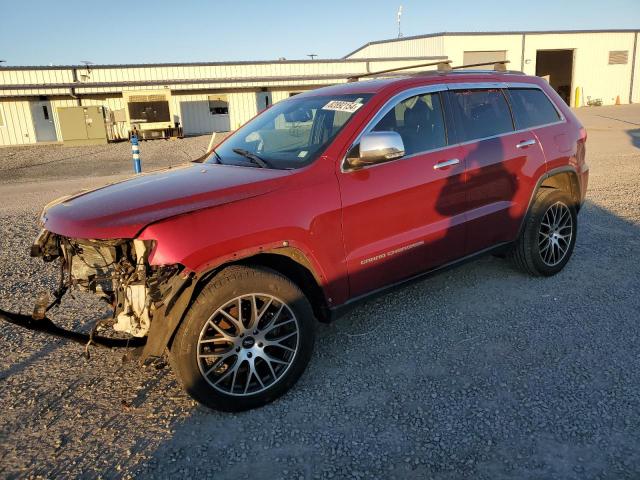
[451,60,511,71]
[347,60,452,82]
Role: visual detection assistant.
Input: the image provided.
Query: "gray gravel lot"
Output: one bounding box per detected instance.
[0,106,639,479]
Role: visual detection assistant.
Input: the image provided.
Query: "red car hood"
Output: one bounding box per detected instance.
[42,163,292,239]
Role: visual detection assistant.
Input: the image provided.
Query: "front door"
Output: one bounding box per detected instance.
[31,101,57,142]
[338,89,467,298]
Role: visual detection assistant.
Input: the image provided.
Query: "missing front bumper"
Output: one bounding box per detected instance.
[0,308,146,349]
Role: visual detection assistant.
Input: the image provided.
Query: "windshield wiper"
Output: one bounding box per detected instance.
[211,149,223,164]
[232,148,271,168]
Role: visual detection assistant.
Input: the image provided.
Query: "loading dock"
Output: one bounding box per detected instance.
[535,49,574,105]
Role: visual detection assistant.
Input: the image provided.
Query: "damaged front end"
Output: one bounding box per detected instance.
[0,229,195,360]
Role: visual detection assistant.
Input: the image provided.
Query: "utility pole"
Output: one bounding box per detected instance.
[397,5,403,38]
[307,54,318,60]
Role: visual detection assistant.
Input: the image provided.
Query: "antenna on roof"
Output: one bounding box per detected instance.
[397,5,403,38]
[307,54,318,60]
[80,60,94,73]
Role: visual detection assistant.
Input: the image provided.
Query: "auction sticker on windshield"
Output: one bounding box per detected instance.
[322,100,364,113]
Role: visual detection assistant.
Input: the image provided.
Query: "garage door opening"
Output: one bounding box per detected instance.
[463,51,507,69]
[535,49,573,105]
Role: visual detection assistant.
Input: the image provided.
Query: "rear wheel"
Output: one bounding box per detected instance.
[170,266,315,411]
[510,188,577,276]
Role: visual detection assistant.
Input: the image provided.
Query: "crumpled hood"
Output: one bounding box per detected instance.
[42,163,292,239]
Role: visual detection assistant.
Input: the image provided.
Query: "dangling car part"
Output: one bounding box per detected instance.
[0,229,195,360]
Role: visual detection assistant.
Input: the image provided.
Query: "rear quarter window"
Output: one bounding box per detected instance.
[508,88,561,129]
[448,89,514,143]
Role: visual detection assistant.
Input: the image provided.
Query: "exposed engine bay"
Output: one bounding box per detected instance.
[30,229,179,338]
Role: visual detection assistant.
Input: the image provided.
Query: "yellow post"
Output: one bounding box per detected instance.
[574,87,581,108]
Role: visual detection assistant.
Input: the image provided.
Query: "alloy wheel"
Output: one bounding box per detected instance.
[197,293,299,396]
[538,201,573,267]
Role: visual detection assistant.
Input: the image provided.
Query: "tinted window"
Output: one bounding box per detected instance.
[508,88,561,129]
[449,89,514,142]
[210,94,371,169]
[372,92,446,156]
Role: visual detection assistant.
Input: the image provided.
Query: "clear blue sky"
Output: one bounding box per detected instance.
[1,0,638,65]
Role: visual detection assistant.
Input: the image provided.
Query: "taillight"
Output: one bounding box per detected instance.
[579,126,588,142]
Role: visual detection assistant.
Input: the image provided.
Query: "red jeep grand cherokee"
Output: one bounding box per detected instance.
[2,66,588,411]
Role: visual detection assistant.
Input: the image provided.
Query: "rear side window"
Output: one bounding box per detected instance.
[448,89,514,142]
[371,92,446,156]
[508,88,561,129]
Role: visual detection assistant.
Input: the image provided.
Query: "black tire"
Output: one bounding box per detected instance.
[170,265,315,411]
[510,188,578,276]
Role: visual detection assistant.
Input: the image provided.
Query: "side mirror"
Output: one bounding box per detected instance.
[345,131,405,170]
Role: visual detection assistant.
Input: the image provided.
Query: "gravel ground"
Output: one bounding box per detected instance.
[0,133,231,184]
[0,105,639,479]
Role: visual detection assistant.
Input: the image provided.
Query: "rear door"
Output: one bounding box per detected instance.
[506,86,567,172]
[446,87,546,254]
[338,87,467,298]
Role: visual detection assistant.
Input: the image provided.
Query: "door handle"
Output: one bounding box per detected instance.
[516,139,537,149]
[433,158,460,170]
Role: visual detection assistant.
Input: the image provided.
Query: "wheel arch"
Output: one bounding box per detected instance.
[517,166,582,239]
[235,250,330,323]
[150,247,330,359]
[539,169,582,208]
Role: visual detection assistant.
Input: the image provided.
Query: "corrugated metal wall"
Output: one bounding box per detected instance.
[0,99,36,145]
[522,31,637,106]
[349,31,640,106]
[443,35,523,68]
[1,32,638,146]
[0,57,447,145]
[228,92,259,130]
[346,36,445,58]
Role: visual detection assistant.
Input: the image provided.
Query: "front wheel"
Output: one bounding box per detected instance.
[170,266,315,411]
[510,188,578,276]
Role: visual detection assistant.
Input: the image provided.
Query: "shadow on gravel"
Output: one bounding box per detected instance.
[628,129,640,150]
[0,341,63,381]
[122,201,640,479]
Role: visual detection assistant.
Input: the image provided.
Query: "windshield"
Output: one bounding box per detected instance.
[208,93,372,169]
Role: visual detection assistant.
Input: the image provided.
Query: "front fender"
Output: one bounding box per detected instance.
[136,170,348,306]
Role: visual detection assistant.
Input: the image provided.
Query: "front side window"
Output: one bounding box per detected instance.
[508,88,561,130]
[449,89,514,142]
[210,93,371,169]
[371,92,446,156]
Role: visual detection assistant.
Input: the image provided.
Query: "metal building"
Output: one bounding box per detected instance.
[0,29,638,146]
[0,57,444,146]
[345,29,640,107]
